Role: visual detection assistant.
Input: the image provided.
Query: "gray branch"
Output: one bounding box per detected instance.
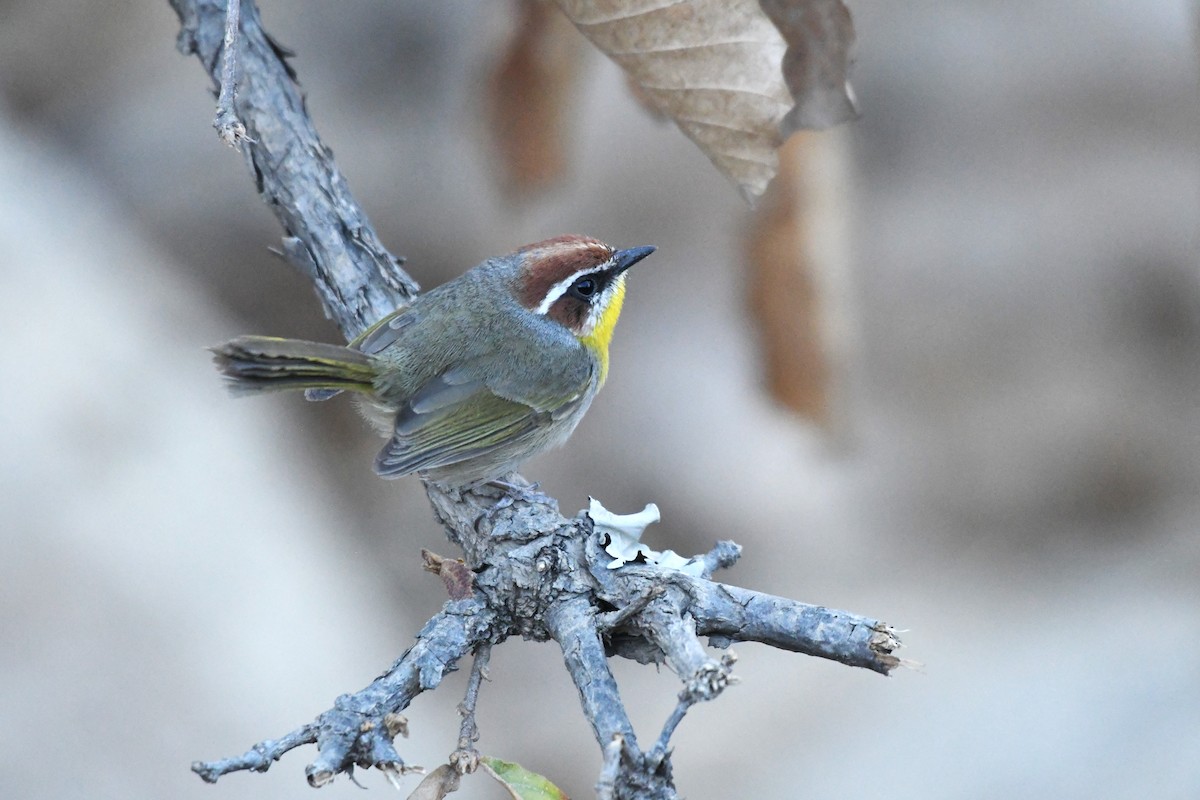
[171,2,903,797]
[192,602,490,785]
[546,595,642,752]
[450,642,491,775]
[212,0,247,145]
[170,0,415,337]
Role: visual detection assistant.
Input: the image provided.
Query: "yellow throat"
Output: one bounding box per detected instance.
[578,277,626,386]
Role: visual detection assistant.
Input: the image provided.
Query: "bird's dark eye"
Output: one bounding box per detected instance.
[570,276,598,299]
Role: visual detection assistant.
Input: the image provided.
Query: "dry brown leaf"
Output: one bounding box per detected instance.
[421,549,475,600]
[484,0,585,198]
[745,129,852,426]
[553,0,856,199]
[407,764,461,800]
[759,0,858,135]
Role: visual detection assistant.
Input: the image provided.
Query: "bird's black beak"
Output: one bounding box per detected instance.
[610,245,656,276]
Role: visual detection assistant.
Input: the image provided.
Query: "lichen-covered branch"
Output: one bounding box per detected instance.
[171,2,903,798]
[211,0,247,144]
[170,0,415,337]
[192,724,318,784]
[689,581,901,674]
[546,596,641,751]
[190,603,488,784]
[449,642,492,774]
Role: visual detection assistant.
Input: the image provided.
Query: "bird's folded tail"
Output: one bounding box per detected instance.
[211,335,376,396]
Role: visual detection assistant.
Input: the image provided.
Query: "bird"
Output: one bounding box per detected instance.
[211,235,655,489]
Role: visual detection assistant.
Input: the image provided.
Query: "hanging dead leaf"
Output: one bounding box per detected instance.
[759,0,858,135]
[484,0,585,198]
[745,129,853,426]
[552,0,856,200]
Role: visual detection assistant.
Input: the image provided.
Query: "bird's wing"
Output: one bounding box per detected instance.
[373,362,591,478]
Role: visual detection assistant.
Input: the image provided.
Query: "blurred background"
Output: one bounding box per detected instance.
[2,1,1198,798]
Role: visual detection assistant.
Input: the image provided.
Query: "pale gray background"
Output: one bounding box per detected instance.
[1,1,1197,798]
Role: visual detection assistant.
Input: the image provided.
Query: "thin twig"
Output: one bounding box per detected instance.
[595,734,625,800]
[650,697,691,766]
[213,0,249,145]
[643,606,735,764]
[649,652,738,764]
[191,723,318,783]
[596,583,664,632]
[450,642,492,775]
[699,540,742,578]
[644,602,714,684]
[189,604,486,785]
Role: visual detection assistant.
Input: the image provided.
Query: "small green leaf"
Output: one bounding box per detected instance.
[480,756,569,800]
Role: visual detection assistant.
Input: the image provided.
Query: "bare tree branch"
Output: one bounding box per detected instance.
[191,724,318,784]
[191,602,490,785]
[450,642,492,775]
[170,2,904,798]
[546,595,642,751]
[171,0,415,336]
[596,734,626,800]
[690,580,901,672]
[212,0,248,145]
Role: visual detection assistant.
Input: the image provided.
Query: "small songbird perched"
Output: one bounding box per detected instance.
[212,235,655,488]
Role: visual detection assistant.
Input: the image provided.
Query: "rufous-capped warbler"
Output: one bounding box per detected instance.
[212,235,655,488]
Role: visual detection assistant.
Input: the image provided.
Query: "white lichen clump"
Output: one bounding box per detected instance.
[588,498,705,577]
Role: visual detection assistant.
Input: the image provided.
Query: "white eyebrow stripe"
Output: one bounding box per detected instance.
[534,261,613,315]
